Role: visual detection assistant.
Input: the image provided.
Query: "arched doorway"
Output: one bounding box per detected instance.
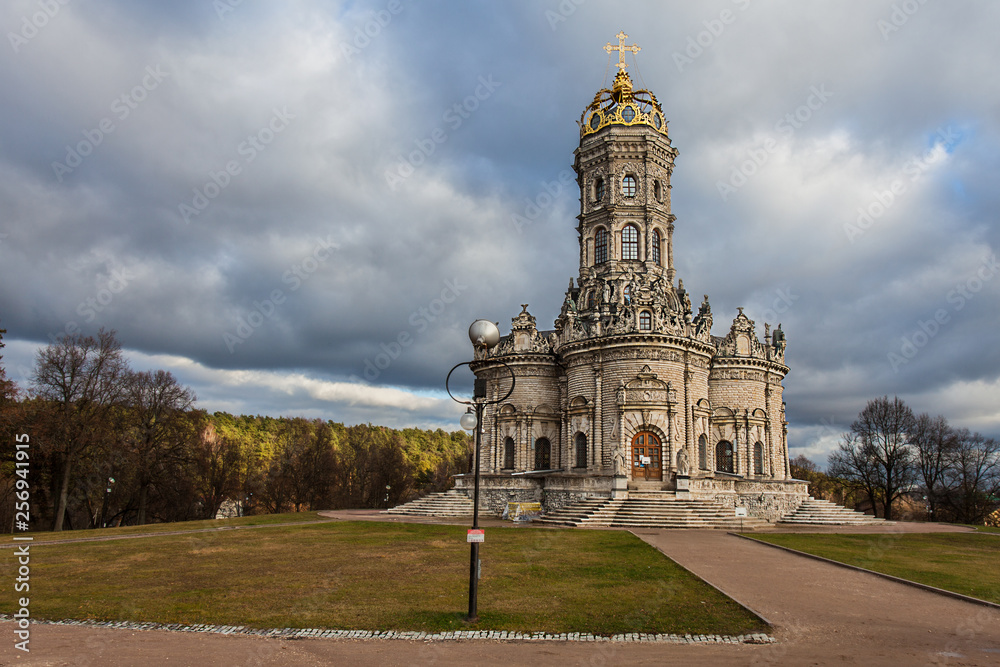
[534,437,551,470]
[631,431,662,481]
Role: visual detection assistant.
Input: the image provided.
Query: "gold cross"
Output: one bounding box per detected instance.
[604,31,640,71]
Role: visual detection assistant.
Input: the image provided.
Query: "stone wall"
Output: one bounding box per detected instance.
[542,473,614,511]
[455,472,807,521]
[453,473,543,517]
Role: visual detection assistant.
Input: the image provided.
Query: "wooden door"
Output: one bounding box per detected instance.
[631,432,662,481]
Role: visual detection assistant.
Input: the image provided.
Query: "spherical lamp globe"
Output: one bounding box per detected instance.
[468,319,500,350]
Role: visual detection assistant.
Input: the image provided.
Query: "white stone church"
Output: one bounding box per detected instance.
[448,35,817,523]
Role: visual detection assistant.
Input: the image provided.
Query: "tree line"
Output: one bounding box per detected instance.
[799,395,999,523]
[0,326,471,532]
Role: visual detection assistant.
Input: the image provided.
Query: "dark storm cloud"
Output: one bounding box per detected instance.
[1,1,998,454]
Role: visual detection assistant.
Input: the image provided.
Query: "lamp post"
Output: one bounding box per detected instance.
[446,319,514,623]
[100,476,115,528]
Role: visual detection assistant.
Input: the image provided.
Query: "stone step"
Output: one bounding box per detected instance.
[778,498,890,525]
[385,490,474,517]
[537,496,769,530]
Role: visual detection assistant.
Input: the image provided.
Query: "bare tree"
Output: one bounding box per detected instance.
[31,330,129,531]
[121,369,196,525]
[910,413,957,521]
[942,429,1000,524]
[829,433,882,514]
[829,396,915,520]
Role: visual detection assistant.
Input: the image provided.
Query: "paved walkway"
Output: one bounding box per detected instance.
[636,529,1000,665]
[2,520,998,665]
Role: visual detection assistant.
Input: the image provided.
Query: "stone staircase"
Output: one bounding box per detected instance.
[384,489,474,517]
[778,497,890,525]
[536,493,769,530]
[533,497,626,527]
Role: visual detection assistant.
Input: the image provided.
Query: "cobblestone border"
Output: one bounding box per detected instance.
[0,615,774,644]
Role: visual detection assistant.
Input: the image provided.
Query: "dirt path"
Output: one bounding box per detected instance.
[2,520,998,665]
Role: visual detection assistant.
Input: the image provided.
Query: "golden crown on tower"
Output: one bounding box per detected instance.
[581,31,668,138]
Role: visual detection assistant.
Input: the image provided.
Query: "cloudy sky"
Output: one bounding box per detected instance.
[1,0,998,464]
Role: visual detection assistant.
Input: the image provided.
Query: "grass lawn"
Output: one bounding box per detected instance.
[1,521,767,635]
[16,511,328,543]
[749,532,1000,604]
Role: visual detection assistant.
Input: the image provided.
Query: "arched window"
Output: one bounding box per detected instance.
[653,180,661,201]
[639,310,651,331]
[698,434,707,470]
[574,433,587,468]
[534,438,551,470]
[621,174,637,198]
[586,291,595,310]
[651,229,661,266]
[622,285,631,304]
[503,437,515,470]
[715,440,734,474]
[595,177,605,203]
[754,441,764,475]
[622,224,639,260]
[595,228,608,264]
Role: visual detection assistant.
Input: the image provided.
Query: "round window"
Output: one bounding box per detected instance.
[589,112,601,130]
[621,105,635,123]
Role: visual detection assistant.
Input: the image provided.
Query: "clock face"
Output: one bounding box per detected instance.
[589,112,601,130]
[621,105,635,123]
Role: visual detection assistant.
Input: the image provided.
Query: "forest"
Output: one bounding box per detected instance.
[0,326,471,532]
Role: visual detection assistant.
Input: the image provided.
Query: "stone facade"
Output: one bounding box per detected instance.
[455,60,808,520]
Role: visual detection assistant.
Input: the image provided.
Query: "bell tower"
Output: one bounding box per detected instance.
[575,32,678,285]
[556,33,693,339]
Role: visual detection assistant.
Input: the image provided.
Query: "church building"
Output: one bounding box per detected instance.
[456,34,808,521]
